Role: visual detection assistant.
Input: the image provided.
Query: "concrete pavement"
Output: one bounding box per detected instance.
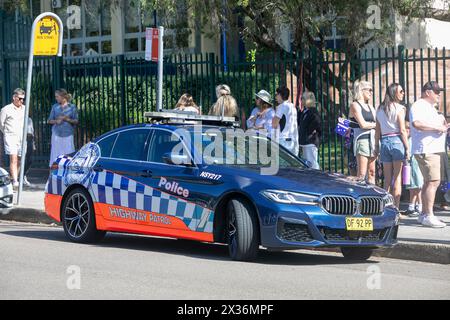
[1,168,450,264]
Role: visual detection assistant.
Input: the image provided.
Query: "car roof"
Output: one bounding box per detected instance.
[92,123,237,142]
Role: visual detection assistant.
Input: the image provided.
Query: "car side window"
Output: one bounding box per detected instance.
[97,134,118,158]
[110,129,150,161]
[147,129,188,164]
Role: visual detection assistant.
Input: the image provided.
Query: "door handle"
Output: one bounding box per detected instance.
[93,165,104,172]
[140,170,153,178]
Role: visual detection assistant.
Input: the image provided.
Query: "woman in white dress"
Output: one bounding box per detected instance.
[48,89,79,166]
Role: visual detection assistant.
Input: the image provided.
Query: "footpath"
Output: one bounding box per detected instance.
[1,168,449,264]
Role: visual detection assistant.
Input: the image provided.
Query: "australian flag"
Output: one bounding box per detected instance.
[335,118,350,137]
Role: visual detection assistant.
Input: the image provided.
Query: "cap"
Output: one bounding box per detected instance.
[255,90,273,106]
[422,81,444,93]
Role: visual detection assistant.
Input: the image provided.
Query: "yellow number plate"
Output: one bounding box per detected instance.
[345,218,373,231]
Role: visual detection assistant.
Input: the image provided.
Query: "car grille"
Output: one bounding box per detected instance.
[277,223,314,242]
[321,196,384,216]
[319,227,389,242]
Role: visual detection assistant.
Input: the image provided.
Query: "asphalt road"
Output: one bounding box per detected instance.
[0,221,449,300]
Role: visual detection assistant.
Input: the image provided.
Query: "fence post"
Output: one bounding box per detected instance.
[310,46,318,93]
[398,45,405,90]
[54,55,64,89]
[209,52,216,103]
[119,54,127,126]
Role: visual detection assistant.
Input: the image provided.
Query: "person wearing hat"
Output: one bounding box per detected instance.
[246,90,276,136]
[410,81,448,228]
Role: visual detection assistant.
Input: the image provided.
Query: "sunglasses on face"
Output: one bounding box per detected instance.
[15,96,25,101]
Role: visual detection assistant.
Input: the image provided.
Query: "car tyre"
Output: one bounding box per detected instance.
[62,188,106,243]
[341,247,373,261]
[227,198,259,261]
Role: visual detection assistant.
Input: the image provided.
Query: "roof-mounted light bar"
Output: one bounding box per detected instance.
[144,110,240,127]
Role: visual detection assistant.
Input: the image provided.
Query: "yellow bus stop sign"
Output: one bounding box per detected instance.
[33,16,60,56]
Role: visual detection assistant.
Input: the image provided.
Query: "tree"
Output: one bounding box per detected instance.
[145,0,450,54]
[142,0,449,98]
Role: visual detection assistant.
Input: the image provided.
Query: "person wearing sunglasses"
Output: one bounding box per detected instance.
[0,88,26,189]
[409,81,447,228]
[374,83,409,210]
[349,80,377,184]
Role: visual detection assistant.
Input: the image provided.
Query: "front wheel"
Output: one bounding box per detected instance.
[341,247,373,261]
[227,198,259,261]
[62,188,106,243]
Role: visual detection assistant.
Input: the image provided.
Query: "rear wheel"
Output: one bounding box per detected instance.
[227,198,259,261]
[341,247,373,261]
[62,188,106,243]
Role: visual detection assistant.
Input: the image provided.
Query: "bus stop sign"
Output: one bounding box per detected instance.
[33,16,61,56]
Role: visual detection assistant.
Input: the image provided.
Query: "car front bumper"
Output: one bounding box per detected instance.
[259,202,399,250]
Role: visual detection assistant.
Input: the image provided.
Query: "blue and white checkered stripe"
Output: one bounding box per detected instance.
[45,156,70,196]
[91,171,214,233]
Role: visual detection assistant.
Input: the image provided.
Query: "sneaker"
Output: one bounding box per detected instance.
[405,209,420,217]
[418,213,426,224]
[421,215,447,228]
[23,176,31,186]
[12,181,19,190]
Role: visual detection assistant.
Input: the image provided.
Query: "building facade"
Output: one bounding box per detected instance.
[22,0,221,57]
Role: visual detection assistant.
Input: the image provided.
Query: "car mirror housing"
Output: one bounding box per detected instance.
[162,153,193,166]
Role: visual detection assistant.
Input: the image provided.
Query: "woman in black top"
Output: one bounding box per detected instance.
[298,91,321,169]
[349,81,377,184]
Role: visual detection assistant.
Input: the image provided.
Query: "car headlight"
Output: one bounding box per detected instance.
[383,194,395,207]
[0,175,10,186]
[261,190,319,205]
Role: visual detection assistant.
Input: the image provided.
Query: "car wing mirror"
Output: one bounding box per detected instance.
[162,153,193,166]
[303,159,312,168]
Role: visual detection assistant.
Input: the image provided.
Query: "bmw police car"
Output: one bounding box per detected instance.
[45,112,399,261]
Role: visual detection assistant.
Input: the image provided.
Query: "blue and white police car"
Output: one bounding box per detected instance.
[45,112,399,261]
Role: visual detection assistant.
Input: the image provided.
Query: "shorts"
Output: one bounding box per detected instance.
[4,135,22,156]
[355,137,374,157]
[380,135,405,163]
[415,153,445,182]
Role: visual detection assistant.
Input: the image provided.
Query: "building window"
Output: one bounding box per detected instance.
[54,0,112,56]
[123,0,184,53]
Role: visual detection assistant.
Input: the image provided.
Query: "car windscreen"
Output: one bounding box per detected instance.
[193,130,307,169]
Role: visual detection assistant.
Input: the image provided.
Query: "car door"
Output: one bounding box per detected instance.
[91,128,152,229]
[137,128,218,238]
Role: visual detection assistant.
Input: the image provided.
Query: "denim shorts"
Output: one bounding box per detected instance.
[380,135,405,163]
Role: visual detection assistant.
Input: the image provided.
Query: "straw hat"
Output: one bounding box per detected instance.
[255,90,273,106]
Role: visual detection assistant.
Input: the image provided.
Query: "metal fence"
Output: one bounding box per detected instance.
[0,10,449,172]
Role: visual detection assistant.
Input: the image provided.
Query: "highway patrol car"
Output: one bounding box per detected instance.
[45,112,399,261]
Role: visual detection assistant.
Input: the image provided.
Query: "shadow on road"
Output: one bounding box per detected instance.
[1,228,379,266]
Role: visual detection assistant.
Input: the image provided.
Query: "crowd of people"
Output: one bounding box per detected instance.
[349,80,448,228]
[1,81,448,229]
[174,84,322,169]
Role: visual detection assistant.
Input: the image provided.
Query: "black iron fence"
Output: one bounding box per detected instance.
[0,10,449,173]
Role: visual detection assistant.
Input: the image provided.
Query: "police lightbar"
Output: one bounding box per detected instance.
[144,110,240,127]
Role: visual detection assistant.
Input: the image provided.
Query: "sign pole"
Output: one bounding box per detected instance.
[157,26,164,111]
[17,13,63,205]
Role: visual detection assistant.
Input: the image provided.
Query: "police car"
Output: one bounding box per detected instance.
[45,112,399,261]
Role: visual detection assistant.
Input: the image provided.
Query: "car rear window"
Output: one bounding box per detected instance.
[97,134,118,158]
